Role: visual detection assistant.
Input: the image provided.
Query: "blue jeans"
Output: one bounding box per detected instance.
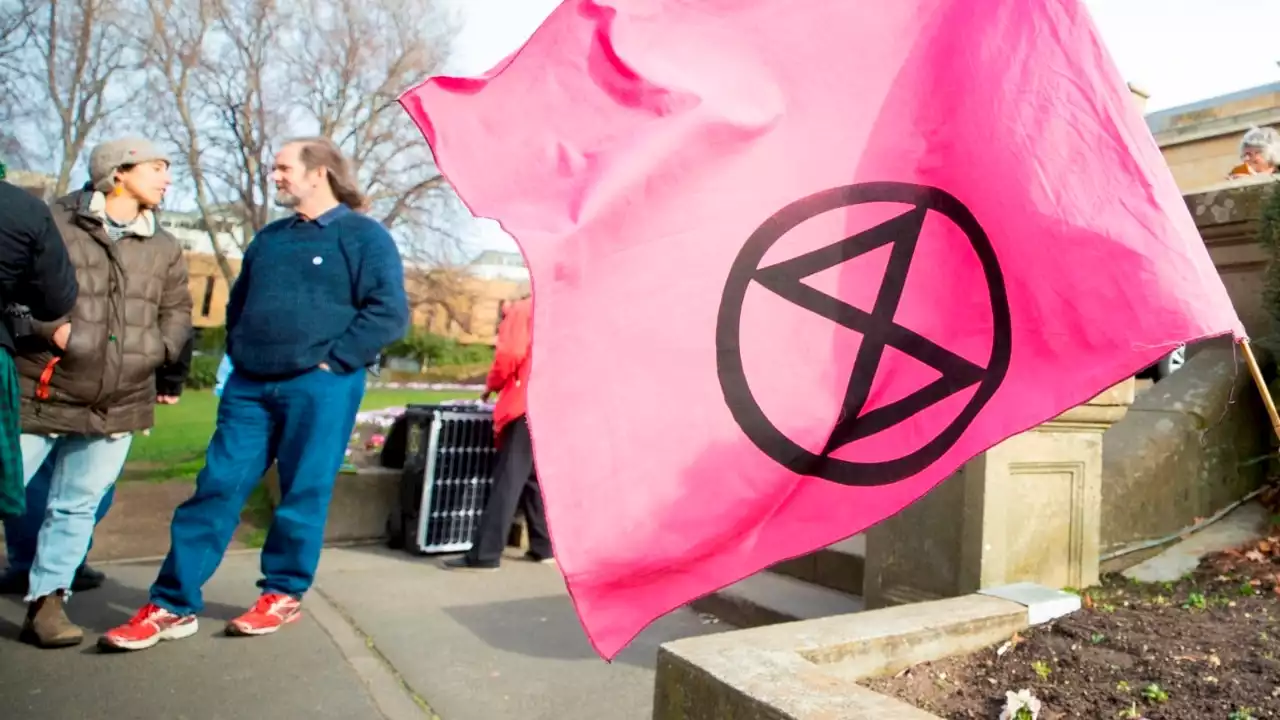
[150,368,365,616]
[3,454,116,574]
[20,434,133,600]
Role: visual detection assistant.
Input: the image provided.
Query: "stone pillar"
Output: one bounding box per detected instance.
[863,379,1135,609]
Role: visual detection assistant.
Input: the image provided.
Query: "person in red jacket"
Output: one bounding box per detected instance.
[444,295,553,570]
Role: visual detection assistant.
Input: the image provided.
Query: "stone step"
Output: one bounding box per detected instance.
[768,534,865,596]
[692,571,866,629]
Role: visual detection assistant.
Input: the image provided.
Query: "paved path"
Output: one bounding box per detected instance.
[316,547,725,720]
[0,546,724,720]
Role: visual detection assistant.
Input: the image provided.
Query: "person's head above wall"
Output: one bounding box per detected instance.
[1239,126,1280,175]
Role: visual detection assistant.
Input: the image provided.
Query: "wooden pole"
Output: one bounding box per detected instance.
[1240,338,1280,442]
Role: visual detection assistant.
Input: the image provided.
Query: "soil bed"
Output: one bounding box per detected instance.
[865,539,1280,719]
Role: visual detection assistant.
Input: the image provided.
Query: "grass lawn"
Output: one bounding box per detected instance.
[124,387,472,482]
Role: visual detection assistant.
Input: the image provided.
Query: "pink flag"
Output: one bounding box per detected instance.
[401,0,1243,660]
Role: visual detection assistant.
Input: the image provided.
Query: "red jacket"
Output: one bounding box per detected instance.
[487,297,532,440]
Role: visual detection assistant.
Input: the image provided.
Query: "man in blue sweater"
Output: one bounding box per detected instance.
[102,137,409,651]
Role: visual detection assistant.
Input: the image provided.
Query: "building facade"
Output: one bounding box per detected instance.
[1142,81,1280,193]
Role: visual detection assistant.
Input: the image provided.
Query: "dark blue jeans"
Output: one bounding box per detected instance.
[150,367,365,616]
[3,454,116,574]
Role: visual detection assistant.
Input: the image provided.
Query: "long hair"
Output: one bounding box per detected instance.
[290,136,370,211]
[1240,126,1280,167]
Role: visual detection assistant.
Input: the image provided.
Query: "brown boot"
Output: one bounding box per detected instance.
[21,591,84,648]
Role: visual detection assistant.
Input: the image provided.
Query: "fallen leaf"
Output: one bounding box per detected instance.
[1247,550,1267,562]
[1082,594,1094,610]
[1260,541,1273,554]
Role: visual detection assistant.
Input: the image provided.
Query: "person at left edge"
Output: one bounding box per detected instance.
[102,136,409,652]
[0,332,193,596]
[13,137,192,648]
[0,169,78,522]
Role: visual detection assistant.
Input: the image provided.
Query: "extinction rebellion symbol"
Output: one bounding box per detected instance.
[716,182,1012,487]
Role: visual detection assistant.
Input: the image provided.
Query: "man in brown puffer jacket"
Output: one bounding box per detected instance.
[12,137,192,649]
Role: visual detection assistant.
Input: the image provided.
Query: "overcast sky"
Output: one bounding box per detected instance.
[442,0,1280,251]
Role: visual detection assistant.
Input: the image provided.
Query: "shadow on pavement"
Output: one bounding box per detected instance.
[442,593,719,670]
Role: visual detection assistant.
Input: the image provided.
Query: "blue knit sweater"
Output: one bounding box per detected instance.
[225,204,409,378]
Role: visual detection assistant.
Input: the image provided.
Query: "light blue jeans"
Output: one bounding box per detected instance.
[21,433,133,601]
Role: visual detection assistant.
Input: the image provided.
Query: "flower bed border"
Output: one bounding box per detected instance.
[653,583,1079,720]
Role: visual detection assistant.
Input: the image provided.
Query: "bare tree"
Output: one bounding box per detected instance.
[139,0,290,283]
[138,0,239,281]
[0,0,39,162]
[141,0,474,320]
[24,0,134,195]
[0,0,36,78]
[289,0,474,329]
[202,0,286,234]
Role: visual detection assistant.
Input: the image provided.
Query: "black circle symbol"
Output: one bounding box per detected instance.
[716,182,1012,487]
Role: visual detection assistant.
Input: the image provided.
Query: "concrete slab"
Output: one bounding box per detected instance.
[1122,500,1272,583]
[978,583,1081,625]
[313,547,725,720]
[0,553,394,720]
[691,570,865,628]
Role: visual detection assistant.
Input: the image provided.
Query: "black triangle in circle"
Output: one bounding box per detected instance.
[749,205,987,456]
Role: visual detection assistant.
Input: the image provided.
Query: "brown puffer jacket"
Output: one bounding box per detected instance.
[14,189,192,435]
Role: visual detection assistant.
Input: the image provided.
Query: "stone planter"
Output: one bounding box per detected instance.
[263,463,532,550]
[653,583,1079,719]
[263,465,400,544]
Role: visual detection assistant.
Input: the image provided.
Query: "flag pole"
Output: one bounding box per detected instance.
[1239,338,1280,442]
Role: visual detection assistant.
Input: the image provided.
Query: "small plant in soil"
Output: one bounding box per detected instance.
[1116,702,1142,719]
[1140,683,1169,703]
[1228,708,1258,720]
[1030,660,1051,680]
[1183,591,1207,610]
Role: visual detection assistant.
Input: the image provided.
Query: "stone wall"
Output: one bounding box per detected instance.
[1100,345,1273,561]
[1186,181,1277,339]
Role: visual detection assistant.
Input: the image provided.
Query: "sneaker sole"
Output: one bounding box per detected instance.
[98,618,200,652]
[225,611,302,637]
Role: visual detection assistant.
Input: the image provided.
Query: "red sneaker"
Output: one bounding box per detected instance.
[226,593,302,636]
[99,603,198,652]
